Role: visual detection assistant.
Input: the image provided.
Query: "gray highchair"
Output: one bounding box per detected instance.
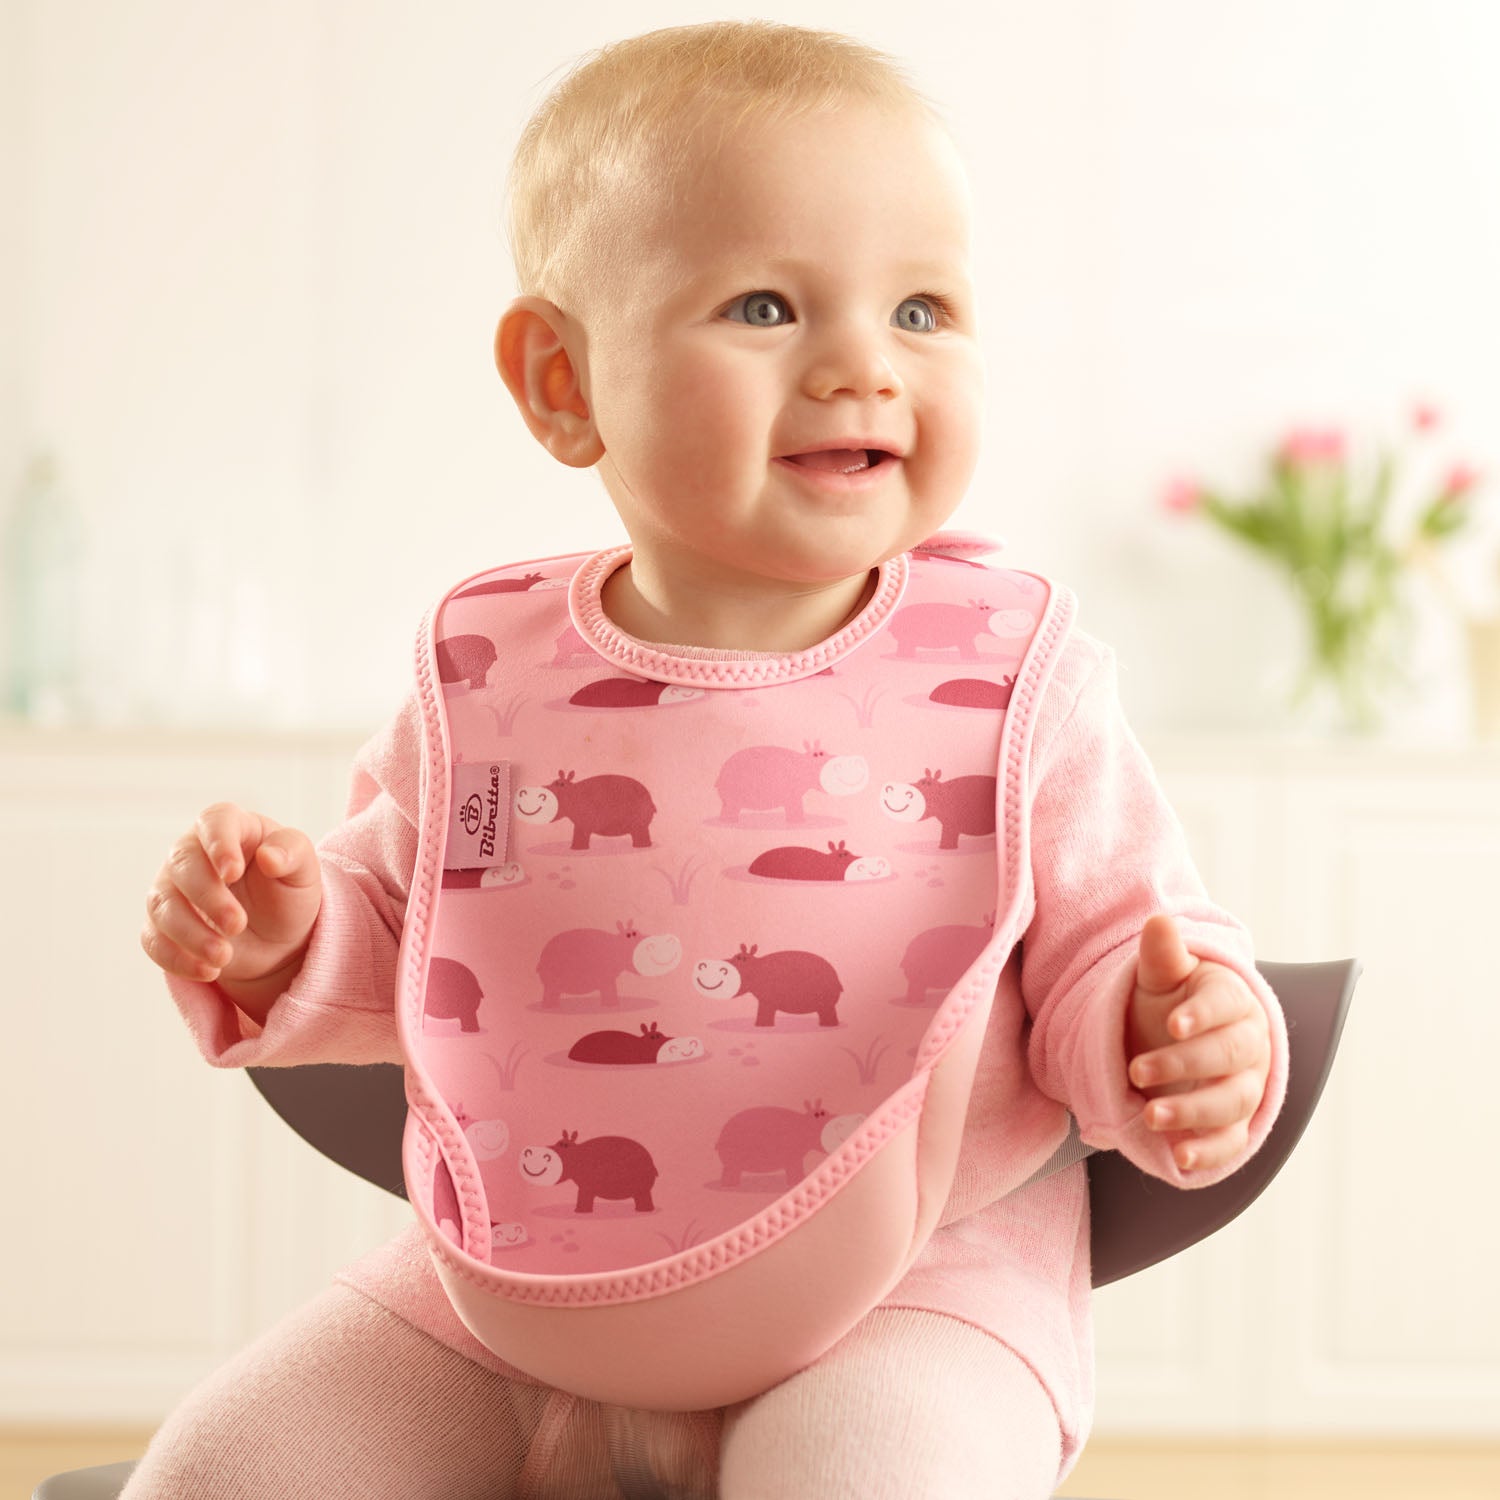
[34,957,1358,1500]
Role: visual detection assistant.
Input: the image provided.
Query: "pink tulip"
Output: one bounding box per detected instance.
[1412,401,1442,432]
[1277,426,1346,467]
[1439,463,1480,503]
[1162,475,1203,514]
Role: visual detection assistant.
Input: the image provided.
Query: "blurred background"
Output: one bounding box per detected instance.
[3,2,1497,1497]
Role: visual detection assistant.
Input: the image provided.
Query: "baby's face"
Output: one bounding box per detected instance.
[581,102,985,589]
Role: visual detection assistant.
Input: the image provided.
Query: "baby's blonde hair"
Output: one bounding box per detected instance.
[505,20,947,323]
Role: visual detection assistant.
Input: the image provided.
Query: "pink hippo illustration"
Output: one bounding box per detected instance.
[715,1099,865,1187]
[568,677,704,709]
[442,862,526,890]
[881,768,997,849]
[536,921,682,1008]
[468,1121,509,1161]
[519,1129,658,1213]
[714,741,870,823]
[888,600,1032,659]
[567,1021,704,1065]
[425,955,485,1032]
[452,1101,510,1161]
[489,1221,530,1254]
[928,676,1014,710]
[435,633,497,691]
[747,839,890,882]
[514,770,658,850]
[898,919,995,1003]
[693,943,843,1027]
[550,622,593,668]
[454,571,548,599]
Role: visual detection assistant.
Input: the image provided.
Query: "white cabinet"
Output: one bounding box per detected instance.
[0,724,402,1424]
[1101,736,1500,1435]
[2,725,1498,1433]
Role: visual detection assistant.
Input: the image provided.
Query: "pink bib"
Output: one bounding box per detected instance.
[396,533,1083,1407]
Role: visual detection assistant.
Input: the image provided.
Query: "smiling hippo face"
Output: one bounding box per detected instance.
[514,785,559,825]
[634,933,683,977]
[880,781,926,822]
[819,754,870,796]
[820,1112,868,1154]
[987,607,1036,641]
[656,1036,705,1064]
[518,1144,565,1188]
[465,1118,510,1161]
[692,959,745,1000]
[659,685,705,704]
[480,863,526,888]
[489,1222,530,1253]
[843,855,890,881]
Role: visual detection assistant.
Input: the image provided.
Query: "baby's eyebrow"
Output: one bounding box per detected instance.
[687,255,967,288]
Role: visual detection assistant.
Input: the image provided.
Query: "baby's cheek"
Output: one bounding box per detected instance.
[926,378,984,484]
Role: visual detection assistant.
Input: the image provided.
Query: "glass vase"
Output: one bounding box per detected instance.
[1285,562,1412,735]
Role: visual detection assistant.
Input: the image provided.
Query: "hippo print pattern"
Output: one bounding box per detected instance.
[409,548,1046,1275]
[515,770,658,850]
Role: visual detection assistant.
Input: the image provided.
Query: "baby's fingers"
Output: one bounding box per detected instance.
[254,826,320,886]
[1144,1071,1261,1134]
[161,828,245,939]
[141,882,234,980]
[1168,1118,1252,1174]
[195,802,265,884]
[1129,1014,1267,1090]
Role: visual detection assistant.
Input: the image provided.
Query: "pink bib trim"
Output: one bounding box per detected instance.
[568,547,910,687]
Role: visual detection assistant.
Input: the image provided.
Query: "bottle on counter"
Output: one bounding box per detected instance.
[3,451,85,724]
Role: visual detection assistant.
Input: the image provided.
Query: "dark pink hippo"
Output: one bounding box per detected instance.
[425,956,485,1032]
[715,1099,864,1186]
[692,943,843,1028]
[519,1129,658,1213]
[536,921,682,1008]
[747,839,889,882]
[928,676,1014,710]
[514,769,658,850]
[714,741,869,822]
[435,633,497,691]
[567,1021,704,1065]
[881,768,997,849]
[568,677,703,709]
[898,920,995,1003]
[454,571,548,598]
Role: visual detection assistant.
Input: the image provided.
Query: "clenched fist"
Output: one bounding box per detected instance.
[141,802,322,1024]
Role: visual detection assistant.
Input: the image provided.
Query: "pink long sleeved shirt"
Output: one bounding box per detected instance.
[164,540,1289,1474]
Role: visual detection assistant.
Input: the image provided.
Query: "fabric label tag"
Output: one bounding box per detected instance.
[445,760,510,870]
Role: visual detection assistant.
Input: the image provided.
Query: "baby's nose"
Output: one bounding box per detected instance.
[801,332,903,402]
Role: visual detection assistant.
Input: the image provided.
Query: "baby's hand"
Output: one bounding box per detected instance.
[1124,913,1271,1174]
[141,803,322,1010]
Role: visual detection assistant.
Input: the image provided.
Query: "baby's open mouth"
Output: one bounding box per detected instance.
[782,449,890,473]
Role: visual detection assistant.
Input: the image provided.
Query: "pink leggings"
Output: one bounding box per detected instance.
[121,1283,1063,1499]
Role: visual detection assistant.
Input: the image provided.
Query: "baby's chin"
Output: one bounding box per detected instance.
[765,520,951,579]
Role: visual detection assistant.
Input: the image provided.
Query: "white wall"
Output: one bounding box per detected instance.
[4,0,1499,737]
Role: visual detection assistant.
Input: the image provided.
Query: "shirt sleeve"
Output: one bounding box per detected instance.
[162,691,425,1069]
[1018,630,1290,1189]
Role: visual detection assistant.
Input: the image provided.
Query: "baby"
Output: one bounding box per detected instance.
[133,20,1285,1500]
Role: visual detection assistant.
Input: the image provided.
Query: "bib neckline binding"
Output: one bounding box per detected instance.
[568,545,911,688]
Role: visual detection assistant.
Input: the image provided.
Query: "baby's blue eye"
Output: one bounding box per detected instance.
[723,291,792,327]
[888,298,936,334]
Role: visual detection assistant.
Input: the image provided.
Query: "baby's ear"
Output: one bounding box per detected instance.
[494,297,603,468]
